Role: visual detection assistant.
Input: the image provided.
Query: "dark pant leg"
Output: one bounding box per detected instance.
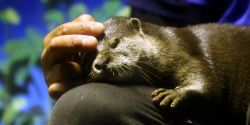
[247,104,250,125]
[49,83,172,125]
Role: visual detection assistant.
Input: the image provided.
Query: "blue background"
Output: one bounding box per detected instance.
[0,0,130,124]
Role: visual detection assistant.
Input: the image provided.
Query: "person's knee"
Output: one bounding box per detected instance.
[49,83,127,125]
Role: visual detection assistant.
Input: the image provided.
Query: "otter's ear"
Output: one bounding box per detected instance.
[129,18,141,31]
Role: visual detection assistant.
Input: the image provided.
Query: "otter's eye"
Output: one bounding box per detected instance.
[110,38,120,49]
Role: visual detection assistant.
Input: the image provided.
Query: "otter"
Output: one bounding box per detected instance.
[82,17,250,125]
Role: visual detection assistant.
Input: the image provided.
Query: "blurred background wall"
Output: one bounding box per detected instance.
[0,0,130,124]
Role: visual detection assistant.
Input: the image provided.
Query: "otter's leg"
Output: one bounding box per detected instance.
[49,83,175,125]
[151,60,224,124]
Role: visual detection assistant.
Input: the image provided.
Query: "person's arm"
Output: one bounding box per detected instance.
[41,14,105,100]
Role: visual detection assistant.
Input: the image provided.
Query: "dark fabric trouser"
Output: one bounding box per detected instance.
[247,104,250,125]
[49,82,250,125]
[49,83,173,125]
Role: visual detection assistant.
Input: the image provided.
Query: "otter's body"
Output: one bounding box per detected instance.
[85,17,250,124]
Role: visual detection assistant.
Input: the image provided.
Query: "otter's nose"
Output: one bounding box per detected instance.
[94,57,110,71]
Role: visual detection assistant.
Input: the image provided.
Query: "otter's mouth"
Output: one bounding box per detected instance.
[88,66,135,83]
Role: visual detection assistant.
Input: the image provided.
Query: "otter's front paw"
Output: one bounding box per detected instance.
[152,88,183,109]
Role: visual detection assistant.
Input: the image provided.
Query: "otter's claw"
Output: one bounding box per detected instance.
[152,88,182,109]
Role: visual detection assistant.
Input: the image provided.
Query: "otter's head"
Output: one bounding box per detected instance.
[88,17,160,84]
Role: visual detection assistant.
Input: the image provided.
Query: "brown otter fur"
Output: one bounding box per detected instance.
[83,17,250,125]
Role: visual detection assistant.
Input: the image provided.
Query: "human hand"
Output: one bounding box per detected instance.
[41,14,105,100]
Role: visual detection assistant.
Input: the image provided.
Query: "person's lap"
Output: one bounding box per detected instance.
[48,82,250,125]
[49,82,178,125]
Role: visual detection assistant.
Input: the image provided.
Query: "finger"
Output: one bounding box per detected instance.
[61,21,105,36]
[48,80,84,100]
[151,88,167,97]
[43,21,104,47]
[48,82,73,100]
[48,35,97,62]
[73,14,95,22]
[41,35,97,67]
[50,35,97,51]
[44,62,83,87]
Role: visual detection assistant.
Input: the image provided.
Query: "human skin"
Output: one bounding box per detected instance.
[41,14,105,100]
